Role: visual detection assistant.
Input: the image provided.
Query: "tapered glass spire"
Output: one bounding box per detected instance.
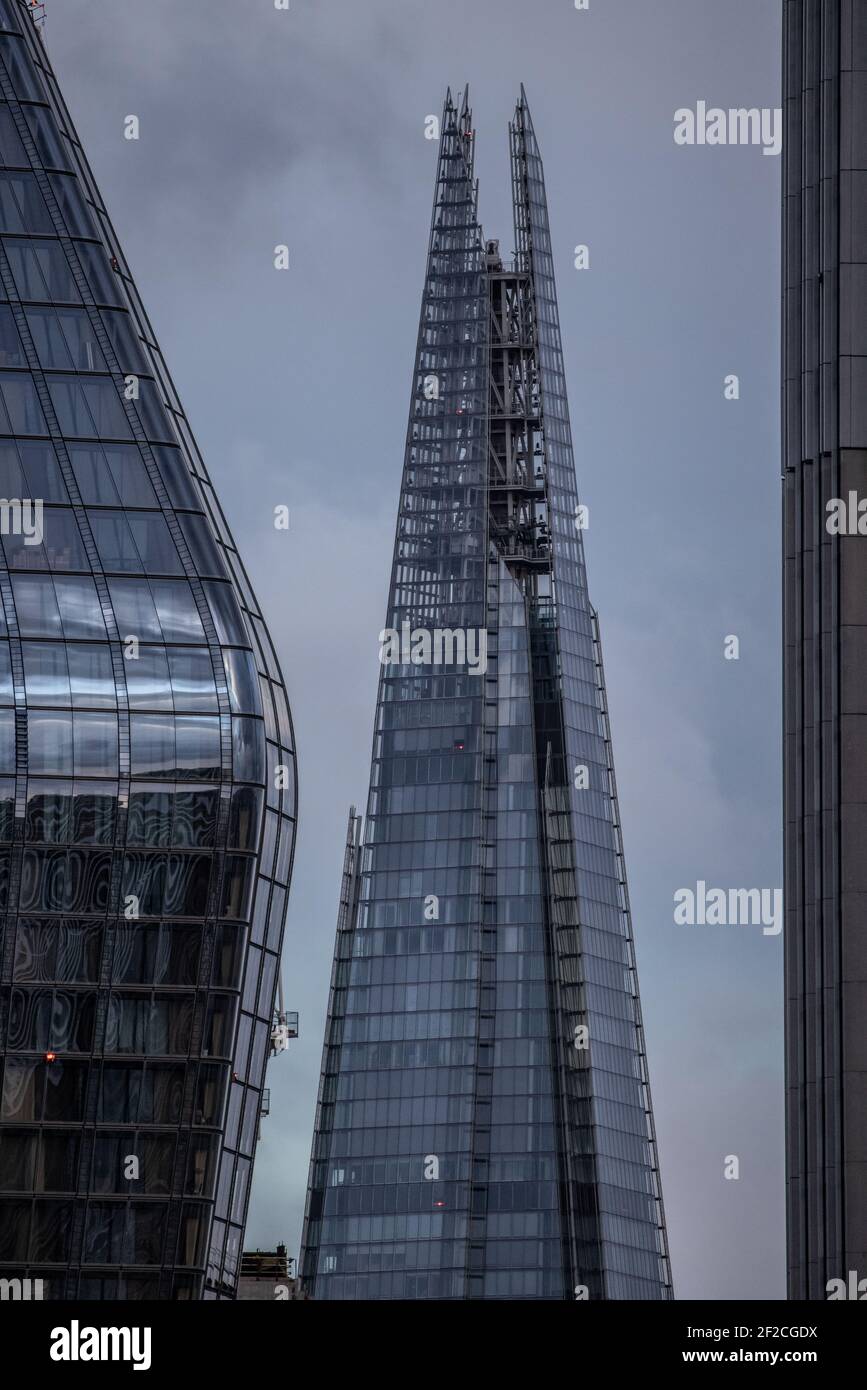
[300,89,669,1301]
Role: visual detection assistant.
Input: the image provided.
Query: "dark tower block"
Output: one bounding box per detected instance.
[784,0,867,1300]
[300,90,670,1301]
[0,0,297,1299]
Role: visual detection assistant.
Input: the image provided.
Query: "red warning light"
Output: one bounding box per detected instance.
[44,1051,56,1063]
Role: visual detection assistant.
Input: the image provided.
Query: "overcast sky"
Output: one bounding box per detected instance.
[45,0,783,1299]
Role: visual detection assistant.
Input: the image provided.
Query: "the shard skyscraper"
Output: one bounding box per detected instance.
[300,89,670,1301]
[0,1,297,1299]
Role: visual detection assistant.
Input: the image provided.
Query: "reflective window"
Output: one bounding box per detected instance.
[49,173,96,238]
[48,376,132,439]
[105,994,194,1056]
[4,238,81,302]
[105,445,158,506]
[0,640,11,701]
[136,379,176,444]
[73,711,118,776]
[154,446,201,510]
[223,647,261,715]
[130,715,174,779]
[28,709,71,774]
[175,716,220,780]
[54,575,107,638]
[112,922,201,987]
[89,509,144,572]
[43,508,88,570]
[13,920,102,982]
[232,717,265,784]
[173,787,217,847]
[100,310,148,375]
[204,580,247,645]
[77,243,124,307]
[0,170,52,232]
[178,512,225,579]
[23,106,71,172]
[168,647,217,712]
[0,35,44,100]
[151,580,205,643]
[0,774,13,838]
[126,646,172,711]
[23,640,70,704]
[108,576,162,641]
[68,644,115,708]
[0,103,26,166]
[72,783,116,844]
[27,306,106,371]
[127,786,172,847]
[25,781,71,842]
[227,785,262,851]
[127,513,183,575]
[0,705,13,771]
[0,302,23,364]
[19,442,69,501]
[0,371,47,433]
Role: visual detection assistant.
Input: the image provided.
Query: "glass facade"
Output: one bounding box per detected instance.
[783,0,867,1299]
[0,0,296,1299]
[300,90,670,1300]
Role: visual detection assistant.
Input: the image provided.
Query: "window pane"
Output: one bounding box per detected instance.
[175,716,220,780]
[0,303,23,364]
[153,446,200,510]
[126,645,172,711]
[72,783,116,844]
[127,512,183,575]
[25,782,71,842]
[27,306,106,371]
[104,445,157,506]
[54,576,107,638]
[222,647,261,716]
[19,443,68,501]
[0,105,26,166]
[204,581,247,645]
[232,717,265,784]
[169,648,217,712]
[43,508,88,571]
[178,512,225,579]
[73,711,118,776]
[127,786,172,847]
[173,787,217,848]
[151,580,205,643]
[22,641,70,705]
[130,714,174,778]
[67,644,115,708]
[23,106,71,171]
[0,171,52,232]
[69,444,119,504]
[0,371,47,433]
[89,509,141,572]
[28,710,72,774]
[5,239,80,302]
[108,577,162,641]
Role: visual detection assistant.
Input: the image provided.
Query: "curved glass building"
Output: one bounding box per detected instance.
[0,0,296,1299]
[300,89,670,1301]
